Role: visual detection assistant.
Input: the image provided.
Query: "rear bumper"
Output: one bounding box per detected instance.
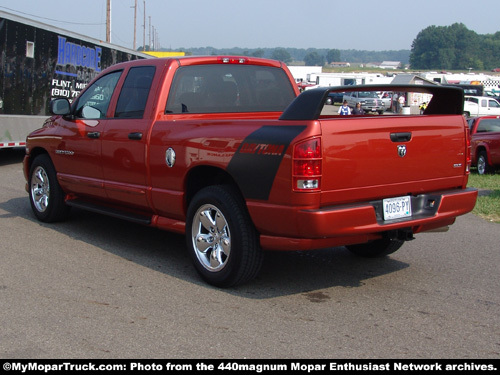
[250,188,478,251]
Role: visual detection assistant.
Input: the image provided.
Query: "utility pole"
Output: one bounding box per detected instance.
[143,0,146,51]
[133,0,137,50]
[106,0,111,43]
[152,30,154,51]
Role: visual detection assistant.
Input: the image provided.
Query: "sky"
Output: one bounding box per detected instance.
[1,0,500,52]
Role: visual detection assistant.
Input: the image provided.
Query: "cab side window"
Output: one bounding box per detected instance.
[477,119,500,133]
[74,71,122,119]
[489,100,500,108]
[115,66,155,118]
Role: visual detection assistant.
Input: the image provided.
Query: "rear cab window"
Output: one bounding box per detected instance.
[165,64,296,114]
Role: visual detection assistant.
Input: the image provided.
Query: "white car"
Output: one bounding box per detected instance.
[378,91,392,110]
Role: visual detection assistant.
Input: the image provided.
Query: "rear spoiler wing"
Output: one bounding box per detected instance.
[280,84,464,121]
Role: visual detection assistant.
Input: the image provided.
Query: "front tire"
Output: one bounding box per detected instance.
[346,237,404,258]
[186,185,263,287]
[28,154,69,222]
[477,151,494,175]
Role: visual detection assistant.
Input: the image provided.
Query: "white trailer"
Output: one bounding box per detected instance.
[313,72,393,87]
[287,66,323,84]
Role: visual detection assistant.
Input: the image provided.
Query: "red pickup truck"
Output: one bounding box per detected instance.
[467,116,500,174]
[23,56,477,287]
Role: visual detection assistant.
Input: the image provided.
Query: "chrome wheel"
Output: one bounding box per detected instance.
[28,154,69,222]
[191,204,231,272]
[186,185,262,287]
[477,154,487,175]
[30,166,50,213]
[477,151,493,175]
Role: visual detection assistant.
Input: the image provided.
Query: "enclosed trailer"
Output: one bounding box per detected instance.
[0,11,150,148]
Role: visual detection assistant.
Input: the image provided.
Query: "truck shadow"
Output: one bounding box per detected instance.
[0,148,25,166]
[2,197,409,299]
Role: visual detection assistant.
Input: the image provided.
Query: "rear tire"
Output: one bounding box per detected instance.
[28,154,70,222]
[186,185,263,287]
[346,237,404,258]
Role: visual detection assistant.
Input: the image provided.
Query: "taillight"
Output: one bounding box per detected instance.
[465,124,471,174]
[218,56,248,64]
[293,138,322,191]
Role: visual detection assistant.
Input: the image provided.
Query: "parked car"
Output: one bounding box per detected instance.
[296,80,315,92]
[378,91,393,110]
[467,116,500,174]
[325,91,344,105]
[343,91,385,114]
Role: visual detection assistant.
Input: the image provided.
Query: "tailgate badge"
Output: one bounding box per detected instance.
[397,145,407,158]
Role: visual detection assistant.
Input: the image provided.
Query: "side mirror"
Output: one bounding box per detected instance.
[49,98,71,115]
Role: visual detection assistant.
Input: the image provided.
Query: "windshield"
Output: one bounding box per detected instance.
[358,92,379,98]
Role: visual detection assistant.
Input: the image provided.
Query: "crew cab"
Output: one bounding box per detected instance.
[23,56,477,287]
[463,96,500,117]
[467,116,500,174]
[343,91,385,114]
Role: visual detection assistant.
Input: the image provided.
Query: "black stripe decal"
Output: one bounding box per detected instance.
[227,125,306,200]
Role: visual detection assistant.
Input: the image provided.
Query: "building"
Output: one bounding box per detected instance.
[379,61,401,70]
[391,74,435,113]
[329,62,351,68]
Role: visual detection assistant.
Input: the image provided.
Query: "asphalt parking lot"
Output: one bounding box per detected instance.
[1,148,499,359]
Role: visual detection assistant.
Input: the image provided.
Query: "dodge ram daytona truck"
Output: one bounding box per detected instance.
[23,56,478,287]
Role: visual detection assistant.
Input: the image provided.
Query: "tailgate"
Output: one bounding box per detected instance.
[319,115,468,205]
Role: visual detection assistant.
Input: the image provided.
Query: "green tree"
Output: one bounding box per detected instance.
[451,23,480,69]
[409,23,496,70]
[251,49,265,58]
[480,34,500,69]
[410,25,453,69]
[271,48,292,64]
[326,49,341,63]
[304,52,325,66]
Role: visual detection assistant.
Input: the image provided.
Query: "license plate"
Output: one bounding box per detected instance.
[383,196,412,220]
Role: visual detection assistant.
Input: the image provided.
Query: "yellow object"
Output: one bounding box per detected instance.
[143,51,185,58]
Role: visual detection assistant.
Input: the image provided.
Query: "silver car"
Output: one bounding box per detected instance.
[343,91,385,115]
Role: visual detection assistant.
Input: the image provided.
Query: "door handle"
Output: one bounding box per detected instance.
[128,132,143,140]
[390,132,412,142]
[87,131,100,139]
